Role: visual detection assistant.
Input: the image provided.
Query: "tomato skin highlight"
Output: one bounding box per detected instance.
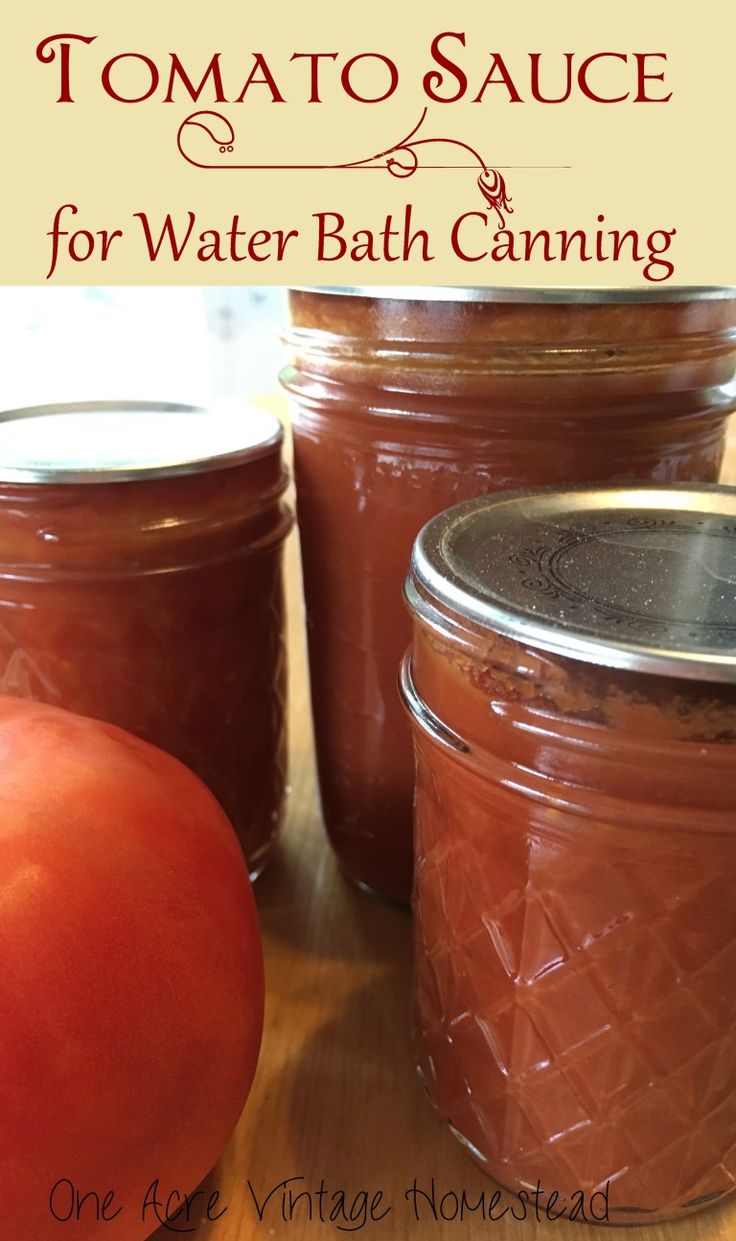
[0,696,264,1241]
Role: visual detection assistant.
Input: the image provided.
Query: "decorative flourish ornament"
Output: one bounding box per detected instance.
[177,107,513,223]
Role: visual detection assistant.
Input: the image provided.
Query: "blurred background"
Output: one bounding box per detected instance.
[0,288,287,408]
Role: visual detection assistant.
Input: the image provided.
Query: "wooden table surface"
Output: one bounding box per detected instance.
[156,415,736,1241]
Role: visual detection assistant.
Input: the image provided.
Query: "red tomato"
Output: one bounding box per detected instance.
[0,697,264,1241]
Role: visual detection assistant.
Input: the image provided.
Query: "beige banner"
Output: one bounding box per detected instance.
[2,0,734,285]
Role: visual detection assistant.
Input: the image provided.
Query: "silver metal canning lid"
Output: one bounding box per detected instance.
[291,285,736,305]
[0,401,283,484]
[408,484,736,683]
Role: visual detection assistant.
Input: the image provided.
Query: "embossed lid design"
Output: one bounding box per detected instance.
[0,401,283,484]
[408,484,736,683]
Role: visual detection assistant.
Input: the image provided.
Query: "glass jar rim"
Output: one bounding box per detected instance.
[290,285,736,305]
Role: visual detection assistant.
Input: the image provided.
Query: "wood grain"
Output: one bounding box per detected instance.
[156,413,736,1241]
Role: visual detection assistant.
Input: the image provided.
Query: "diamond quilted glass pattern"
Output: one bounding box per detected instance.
[412,728,736,1223]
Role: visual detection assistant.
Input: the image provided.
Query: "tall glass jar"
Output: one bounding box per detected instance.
[402,483,736,1224]
[281,286,736,904]
[0,401,292,878]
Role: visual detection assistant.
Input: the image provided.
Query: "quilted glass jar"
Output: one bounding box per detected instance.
[0,401,292,877]
[402,483,736,1223]
[282,285,736,905]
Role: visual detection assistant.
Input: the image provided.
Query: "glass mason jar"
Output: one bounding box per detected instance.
[401,483,736,1224]
[281,285,736,905]
[0,401,292,878]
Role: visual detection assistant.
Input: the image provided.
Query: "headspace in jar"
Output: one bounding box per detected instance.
[0,400,292,878]
[281,285,736,904]
[402,482,736,1223]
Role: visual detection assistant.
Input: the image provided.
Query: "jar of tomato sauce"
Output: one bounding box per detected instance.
[401,483,736,1223]
[0,401,292,878]
[281,286,736,905]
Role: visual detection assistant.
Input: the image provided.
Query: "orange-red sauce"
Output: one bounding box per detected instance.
[0,450,292,877]
[283,288,736,903]
[405,621,736,1222]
